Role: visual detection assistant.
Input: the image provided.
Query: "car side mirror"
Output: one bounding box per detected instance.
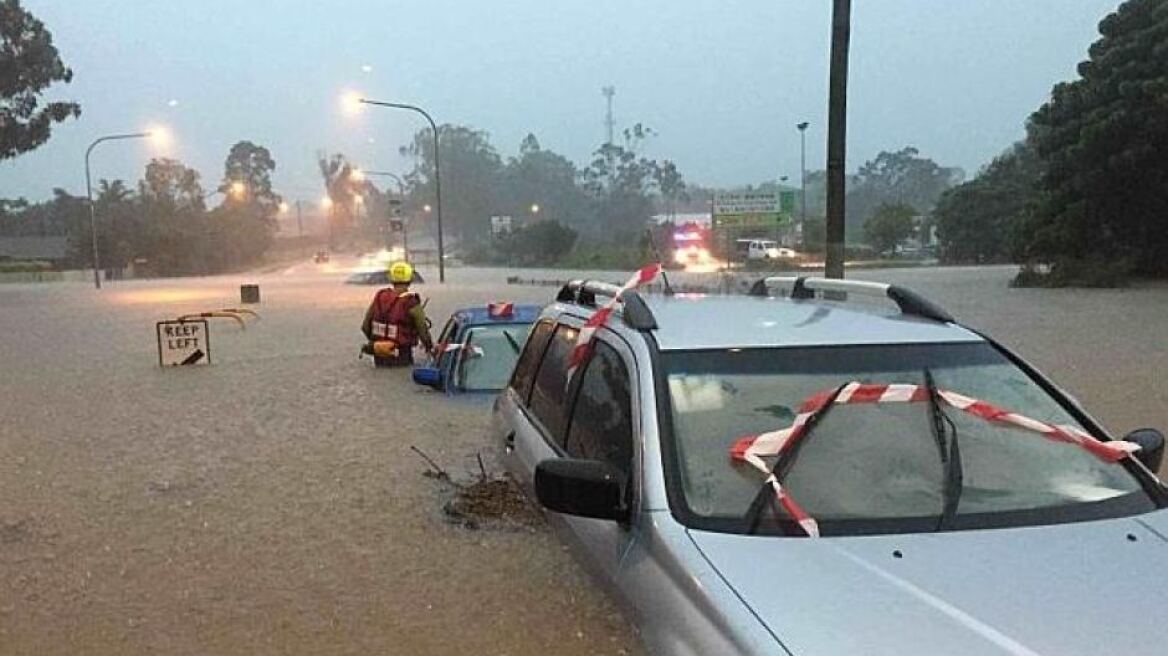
[1124,429,1165,472]
[411,366,444,390]
[535,458,628,522]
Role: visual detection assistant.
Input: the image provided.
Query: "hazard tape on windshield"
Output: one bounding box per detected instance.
[729,382,1141,538]
[565,263,661,382]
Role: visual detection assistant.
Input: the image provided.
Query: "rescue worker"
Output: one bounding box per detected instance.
[361,261,434,367]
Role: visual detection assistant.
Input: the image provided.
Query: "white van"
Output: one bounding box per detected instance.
[736,239,794,260]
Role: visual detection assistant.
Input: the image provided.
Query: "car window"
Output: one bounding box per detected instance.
[456,324,532,392]
[527,324,578,447]
[565,342,634,477]
[662,342,1153,535]
[510,320,554,401]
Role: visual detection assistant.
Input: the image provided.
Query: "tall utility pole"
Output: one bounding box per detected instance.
[602,86,615,145]
[824,0,852,279]
[797,121,809,249]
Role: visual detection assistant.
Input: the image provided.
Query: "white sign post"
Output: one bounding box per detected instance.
[156,319,211,366]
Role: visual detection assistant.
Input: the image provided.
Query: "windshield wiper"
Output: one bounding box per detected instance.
[924,368,962,531]
[502,330,521,354]
[743,384,846,535]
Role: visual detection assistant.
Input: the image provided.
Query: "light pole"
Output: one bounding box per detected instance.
[797,121,809,249]
[362,170,406,196]
[85,132,152,289]
[355,98,446,283]
[357,169,410,255]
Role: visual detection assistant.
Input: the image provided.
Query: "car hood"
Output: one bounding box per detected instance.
[688,510,1168,656]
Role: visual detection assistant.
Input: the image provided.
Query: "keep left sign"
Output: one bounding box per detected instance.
[156,319,211,366]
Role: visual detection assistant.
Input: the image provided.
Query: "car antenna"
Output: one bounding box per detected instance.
[644,228,675,296]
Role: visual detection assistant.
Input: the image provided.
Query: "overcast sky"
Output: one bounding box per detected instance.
[2,0,1118,202]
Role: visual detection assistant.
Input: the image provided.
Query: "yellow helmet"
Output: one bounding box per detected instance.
[388,261,414,284]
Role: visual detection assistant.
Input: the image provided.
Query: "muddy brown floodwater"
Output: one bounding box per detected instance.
[1,261,1166,655]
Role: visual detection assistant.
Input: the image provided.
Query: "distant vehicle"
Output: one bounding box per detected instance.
[493,276,1167,656]
[313,250,330,264]
[345,269,424,285]
[412,303,540,394]
[736,238,795,260]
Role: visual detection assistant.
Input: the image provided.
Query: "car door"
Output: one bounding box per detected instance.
[559,335,641,586]
[504,322,576,489]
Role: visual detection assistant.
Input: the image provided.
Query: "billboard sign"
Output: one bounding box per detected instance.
[712,191,790,228]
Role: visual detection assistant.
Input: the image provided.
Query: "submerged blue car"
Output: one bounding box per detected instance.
[412,303,541,394]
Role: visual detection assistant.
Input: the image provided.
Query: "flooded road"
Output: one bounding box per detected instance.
[1,262,1165,655]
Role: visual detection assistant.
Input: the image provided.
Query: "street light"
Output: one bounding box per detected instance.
[85,129,162,289]
[349,95,447,283]
[358,170,410,255]
[797,121,810,248]
[361,170,406,196]
[530,203,540,215]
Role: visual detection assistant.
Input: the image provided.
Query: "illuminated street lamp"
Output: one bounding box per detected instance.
[85,128,168,289]
[530,203,540,215]
[278,201,291,214]
[423,204,432,213]
[229,181,247,199]
[346,94,447,283]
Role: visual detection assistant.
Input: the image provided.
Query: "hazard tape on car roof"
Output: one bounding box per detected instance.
[729,381,1142,538]
[565,263,661,383]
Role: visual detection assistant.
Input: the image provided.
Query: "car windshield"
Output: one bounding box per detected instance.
[456,323,532,391]
[662,342,1154,536]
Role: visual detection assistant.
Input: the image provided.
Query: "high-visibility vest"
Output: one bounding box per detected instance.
[370,288,420,346]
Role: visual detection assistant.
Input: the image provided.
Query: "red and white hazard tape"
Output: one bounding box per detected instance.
[730,381,1140,538]
[434,342,484,357]
[565,264,661,381]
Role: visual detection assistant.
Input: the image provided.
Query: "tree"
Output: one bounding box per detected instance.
[1019,0,1168,278]
[400,125,503,243]
[863,203,915,255]
[579,123,661,236]
[846,147,962,239]
[500,133,590,230]
[317,151,364,246]
[138,158,211,275]
[0,0,80,160]
[214,142,282,267]
[934,140,1043,264]
[654,160,688,221]
[495,220,578,266]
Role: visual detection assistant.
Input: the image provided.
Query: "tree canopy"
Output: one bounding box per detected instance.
[934,141,1042,264]
[0,0,80,160]
[1018,0,1168,277]
[845,147,962,239]
[863,203,916,255]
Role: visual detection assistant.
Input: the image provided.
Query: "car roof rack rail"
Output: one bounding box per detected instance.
[556,280,658,330]
[747,276,954,323]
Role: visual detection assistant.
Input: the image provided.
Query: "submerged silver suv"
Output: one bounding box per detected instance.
[491,276,1168,656]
